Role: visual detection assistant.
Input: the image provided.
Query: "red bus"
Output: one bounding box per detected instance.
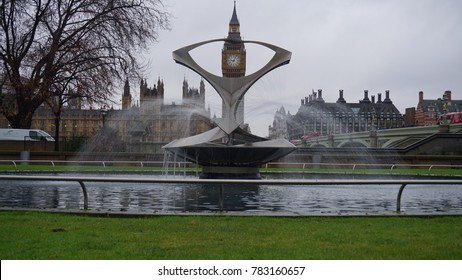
[439,112,462,125]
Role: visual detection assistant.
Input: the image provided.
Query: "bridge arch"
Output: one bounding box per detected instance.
[310,143,328,148]
[338,141,367,148]
[380,136,410,148]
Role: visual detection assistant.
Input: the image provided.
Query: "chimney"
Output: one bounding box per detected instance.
[364,90,369,100]
[317,89,325,102]
[360,90,371,103]
[301,99,304,105]
[377,93,382,103]
[419,91,424,103]
[337,89,346,103]
[371,95,375,104]
[384,90,391,103]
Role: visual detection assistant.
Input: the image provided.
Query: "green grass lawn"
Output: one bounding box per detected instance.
[1,211,461,260]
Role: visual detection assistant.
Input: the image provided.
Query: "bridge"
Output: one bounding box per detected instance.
[298,123,462,148]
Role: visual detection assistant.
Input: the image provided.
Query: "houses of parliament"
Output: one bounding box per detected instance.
[0,77,213,152]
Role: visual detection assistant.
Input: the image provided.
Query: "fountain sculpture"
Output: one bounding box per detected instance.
[163,4,296,179]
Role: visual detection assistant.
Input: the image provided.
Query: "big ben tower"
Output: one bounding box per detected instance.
[222,1,246,125]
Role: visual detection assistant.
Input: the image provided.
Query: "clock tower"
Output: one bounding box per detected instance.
[222,1,246,77]
[222,1,246,124]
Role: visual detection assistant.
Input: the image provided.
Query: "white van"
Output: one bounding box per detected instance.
[0,129,55,141]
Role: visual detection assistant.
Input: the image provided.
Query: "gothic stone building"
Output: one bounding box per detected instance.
[117,77,211,144]
[269,89,403,140]
[1,77,213,151]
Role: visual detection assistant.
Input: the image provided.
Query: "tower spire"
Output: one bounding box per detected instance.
[230,1,239,25]
[228,1,241,41]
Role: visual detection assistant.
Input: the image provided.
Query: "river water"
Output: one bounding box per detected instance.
[1,174,461,214]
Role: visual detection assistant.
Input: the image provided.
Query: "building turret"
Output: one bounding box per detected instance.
[182,78,206,108]
[182,78,189,99]
[157,77,164,98]
[139,77,163,113]
[200,79,206,104]
[140,79,146,97]
[122,78,132,110]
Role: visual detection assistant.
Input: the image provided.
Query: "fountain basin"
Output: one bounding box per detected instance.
[164,138,296,179]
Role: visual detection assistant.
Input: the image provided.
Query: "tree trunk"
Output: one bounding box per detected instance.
[54,116,61,151]
[6,93,39,129]
[7,107,34,129]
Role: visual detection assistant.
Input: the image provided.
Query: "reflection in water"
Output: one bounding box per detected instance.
[0,177,461,214]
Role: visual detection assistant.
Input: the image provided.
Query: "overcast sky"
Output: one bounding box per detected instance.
[137,0,462,137]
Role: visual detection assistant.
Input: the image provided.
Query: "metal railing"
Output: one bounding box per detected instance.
[0,160,168,170]
[262,162,462,175]
[0,174,461,213]
[2,160,462,176]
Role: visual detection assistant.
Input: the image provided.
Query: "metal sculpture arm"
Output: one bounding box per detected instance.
[172,39,291,134]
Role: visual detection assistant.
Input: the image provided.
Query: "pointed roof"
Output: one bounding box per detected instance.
[227,1,241,41]
[123,78,130,97]
[230,1,239,25]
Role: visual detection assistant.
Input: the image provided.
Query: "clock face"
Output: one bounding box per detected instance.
[227,54,240,67]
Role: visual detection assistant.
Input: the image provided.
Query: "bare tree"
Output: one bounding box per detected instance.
[0,0,170,128]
